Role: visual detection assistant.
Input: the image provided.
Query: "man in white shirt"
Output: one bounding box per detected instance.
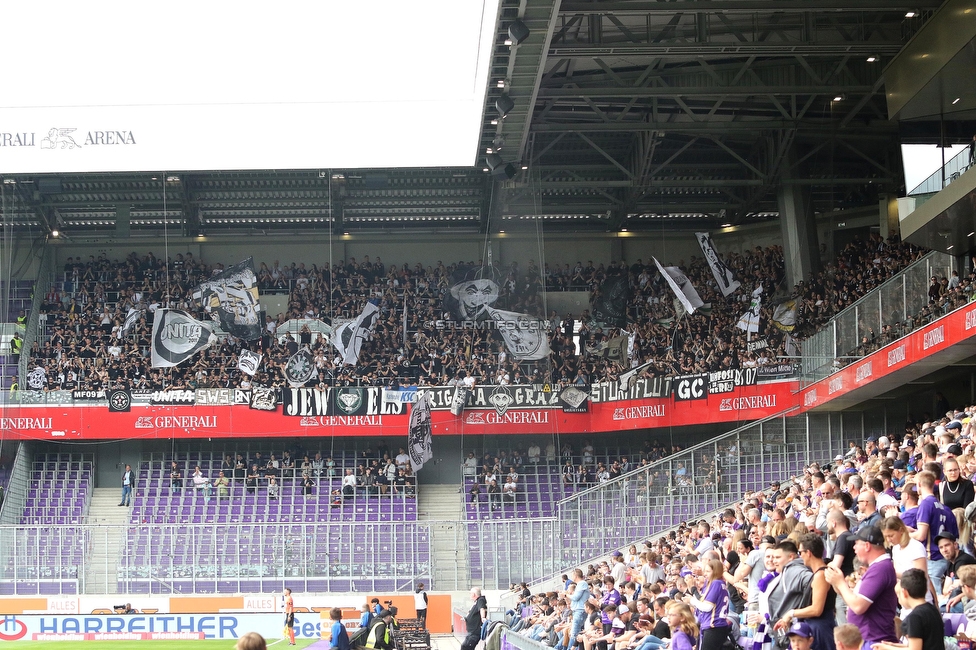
[528,444,541,464]
[395,448,411,469]
[341,469,358,497]
[462,453,478,477]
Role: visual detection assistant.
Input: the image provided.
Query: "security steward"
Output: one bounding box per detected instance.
[364,609,394,650]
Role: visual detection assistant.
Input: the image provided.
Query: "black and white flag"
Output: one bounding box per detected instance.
[408,391,433,473]
[737,286,763,333]
[653,257,704,316]
[618,360,654,391]
[237,349,263,376]
[486,306,551,361]
[449,386,469,416]
[150,309,218,368]
[118,307,142,339]
[591,275,630,327]
[192,258,263,341]
[332,302,380,366]
[249,385,277,411]
[283,348,315,387]
[27,366,46,390]
[695,232,740,296]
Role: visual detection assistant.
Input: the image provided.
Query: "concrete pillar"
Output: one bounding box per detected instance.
[778,148,820,288]
[879,193,900,240]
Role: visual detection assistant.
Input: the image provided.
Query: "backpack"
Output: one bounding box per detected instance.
[350,620,374,649]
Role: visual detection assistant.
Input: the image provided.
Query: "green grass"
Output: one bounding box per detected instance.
[24,640,319,650]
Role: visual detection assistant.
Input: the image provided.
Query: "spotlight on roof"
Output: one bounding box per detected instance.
[51,229,59,238]
[508,19,530,45]
[832,94,845,102]
[905,10,917,17]
[866,55,878,62]
[496,94,514,118]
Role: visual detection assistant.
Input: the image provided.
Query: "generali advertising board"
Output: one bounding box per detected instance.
[0,380,797,440]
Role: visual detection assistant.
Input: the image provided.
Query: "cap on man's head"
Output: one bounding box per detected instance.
[878,436,890,446]
[866,436,876,443]
[834,455,844,462]
[947,444,964,456]
[893,460,907,470]
[612,551,623,557]
[947,421,963,431]
[936,532,957,543]
[787,621,814,639]
[378,609,393,619]
[854,525,885,547]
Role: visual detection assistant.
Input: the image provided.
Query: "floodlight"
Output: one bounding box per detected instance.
[508,19,530,45]
[496,94,514,118]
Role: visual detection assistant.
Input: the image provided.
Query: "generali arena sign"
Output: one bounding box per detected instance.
[0,380,797,440]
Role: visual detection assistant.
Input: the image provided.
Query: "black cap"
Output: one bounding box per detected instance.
[947,444,964,456]
[936,532,957,543]
[855,525,884,546]
[893,460,907,470]
[378,609,393,618]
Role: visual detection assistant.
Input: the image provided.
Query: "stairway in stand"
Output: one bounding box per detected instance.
[418,484,468,592]
[84,488,131,594]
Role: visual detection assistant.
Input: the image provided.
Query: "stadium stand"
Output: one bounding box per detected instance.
[23,236,943,395]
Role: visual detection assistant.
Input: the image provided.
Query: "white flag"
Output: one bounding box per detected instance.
[736,286,763,333]
[332,302,380,366]
[485,306,551,361]
[118,307,142,339]
[150,309,218,368]
[653,257,704,315]
[695,232,740,296]
[771,299,798,332]
[407,391,433,473]
[237,349,263,376]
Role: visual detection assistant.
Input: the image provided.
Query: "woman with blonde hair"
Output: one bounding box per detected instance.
[880,516,937,603]
[687,558,731,650]
[665,602,699,650]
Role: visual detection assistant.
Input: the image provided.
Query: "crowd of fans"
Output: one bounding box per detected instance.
[17,233,944,393]
[502,406,976,650]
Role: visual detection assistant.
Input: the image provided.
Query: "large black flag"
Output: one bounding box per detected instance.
[591,275,630,327]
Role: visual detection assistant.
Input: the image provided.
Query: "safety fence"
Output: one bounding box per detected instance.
[801,250,955,384]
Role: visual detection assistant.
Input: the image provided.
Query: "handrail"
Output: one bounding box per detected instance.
[557,408,798,505]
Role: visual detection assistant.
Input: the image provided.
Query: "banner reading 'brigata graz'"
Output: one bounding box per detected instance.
[0,380,797,440]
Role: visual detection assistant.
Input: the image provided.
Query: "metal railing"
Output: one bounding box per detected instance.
[909,146,974,196]
[801,251,955,383]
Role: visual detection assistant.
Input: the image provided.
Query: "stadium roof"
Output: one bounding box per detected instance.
[0,0,962,240]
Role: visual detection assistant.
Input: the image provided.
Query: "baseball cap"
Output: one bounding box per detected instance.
[618,604,630,615]
[855,525,884,546]
[947,444,964,456]
[878,436,890,446]
[947,421,963,431]
[893,460,907,470]
[612,551,623,557]
[834,455,844,462]
[866,436,877,443]
[936,532,957,543]
[787,621,814,638]
[378,609,393,618]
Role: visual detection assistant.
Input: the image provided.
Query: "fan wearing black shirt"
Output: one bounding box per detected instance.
[874,568,944,650]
